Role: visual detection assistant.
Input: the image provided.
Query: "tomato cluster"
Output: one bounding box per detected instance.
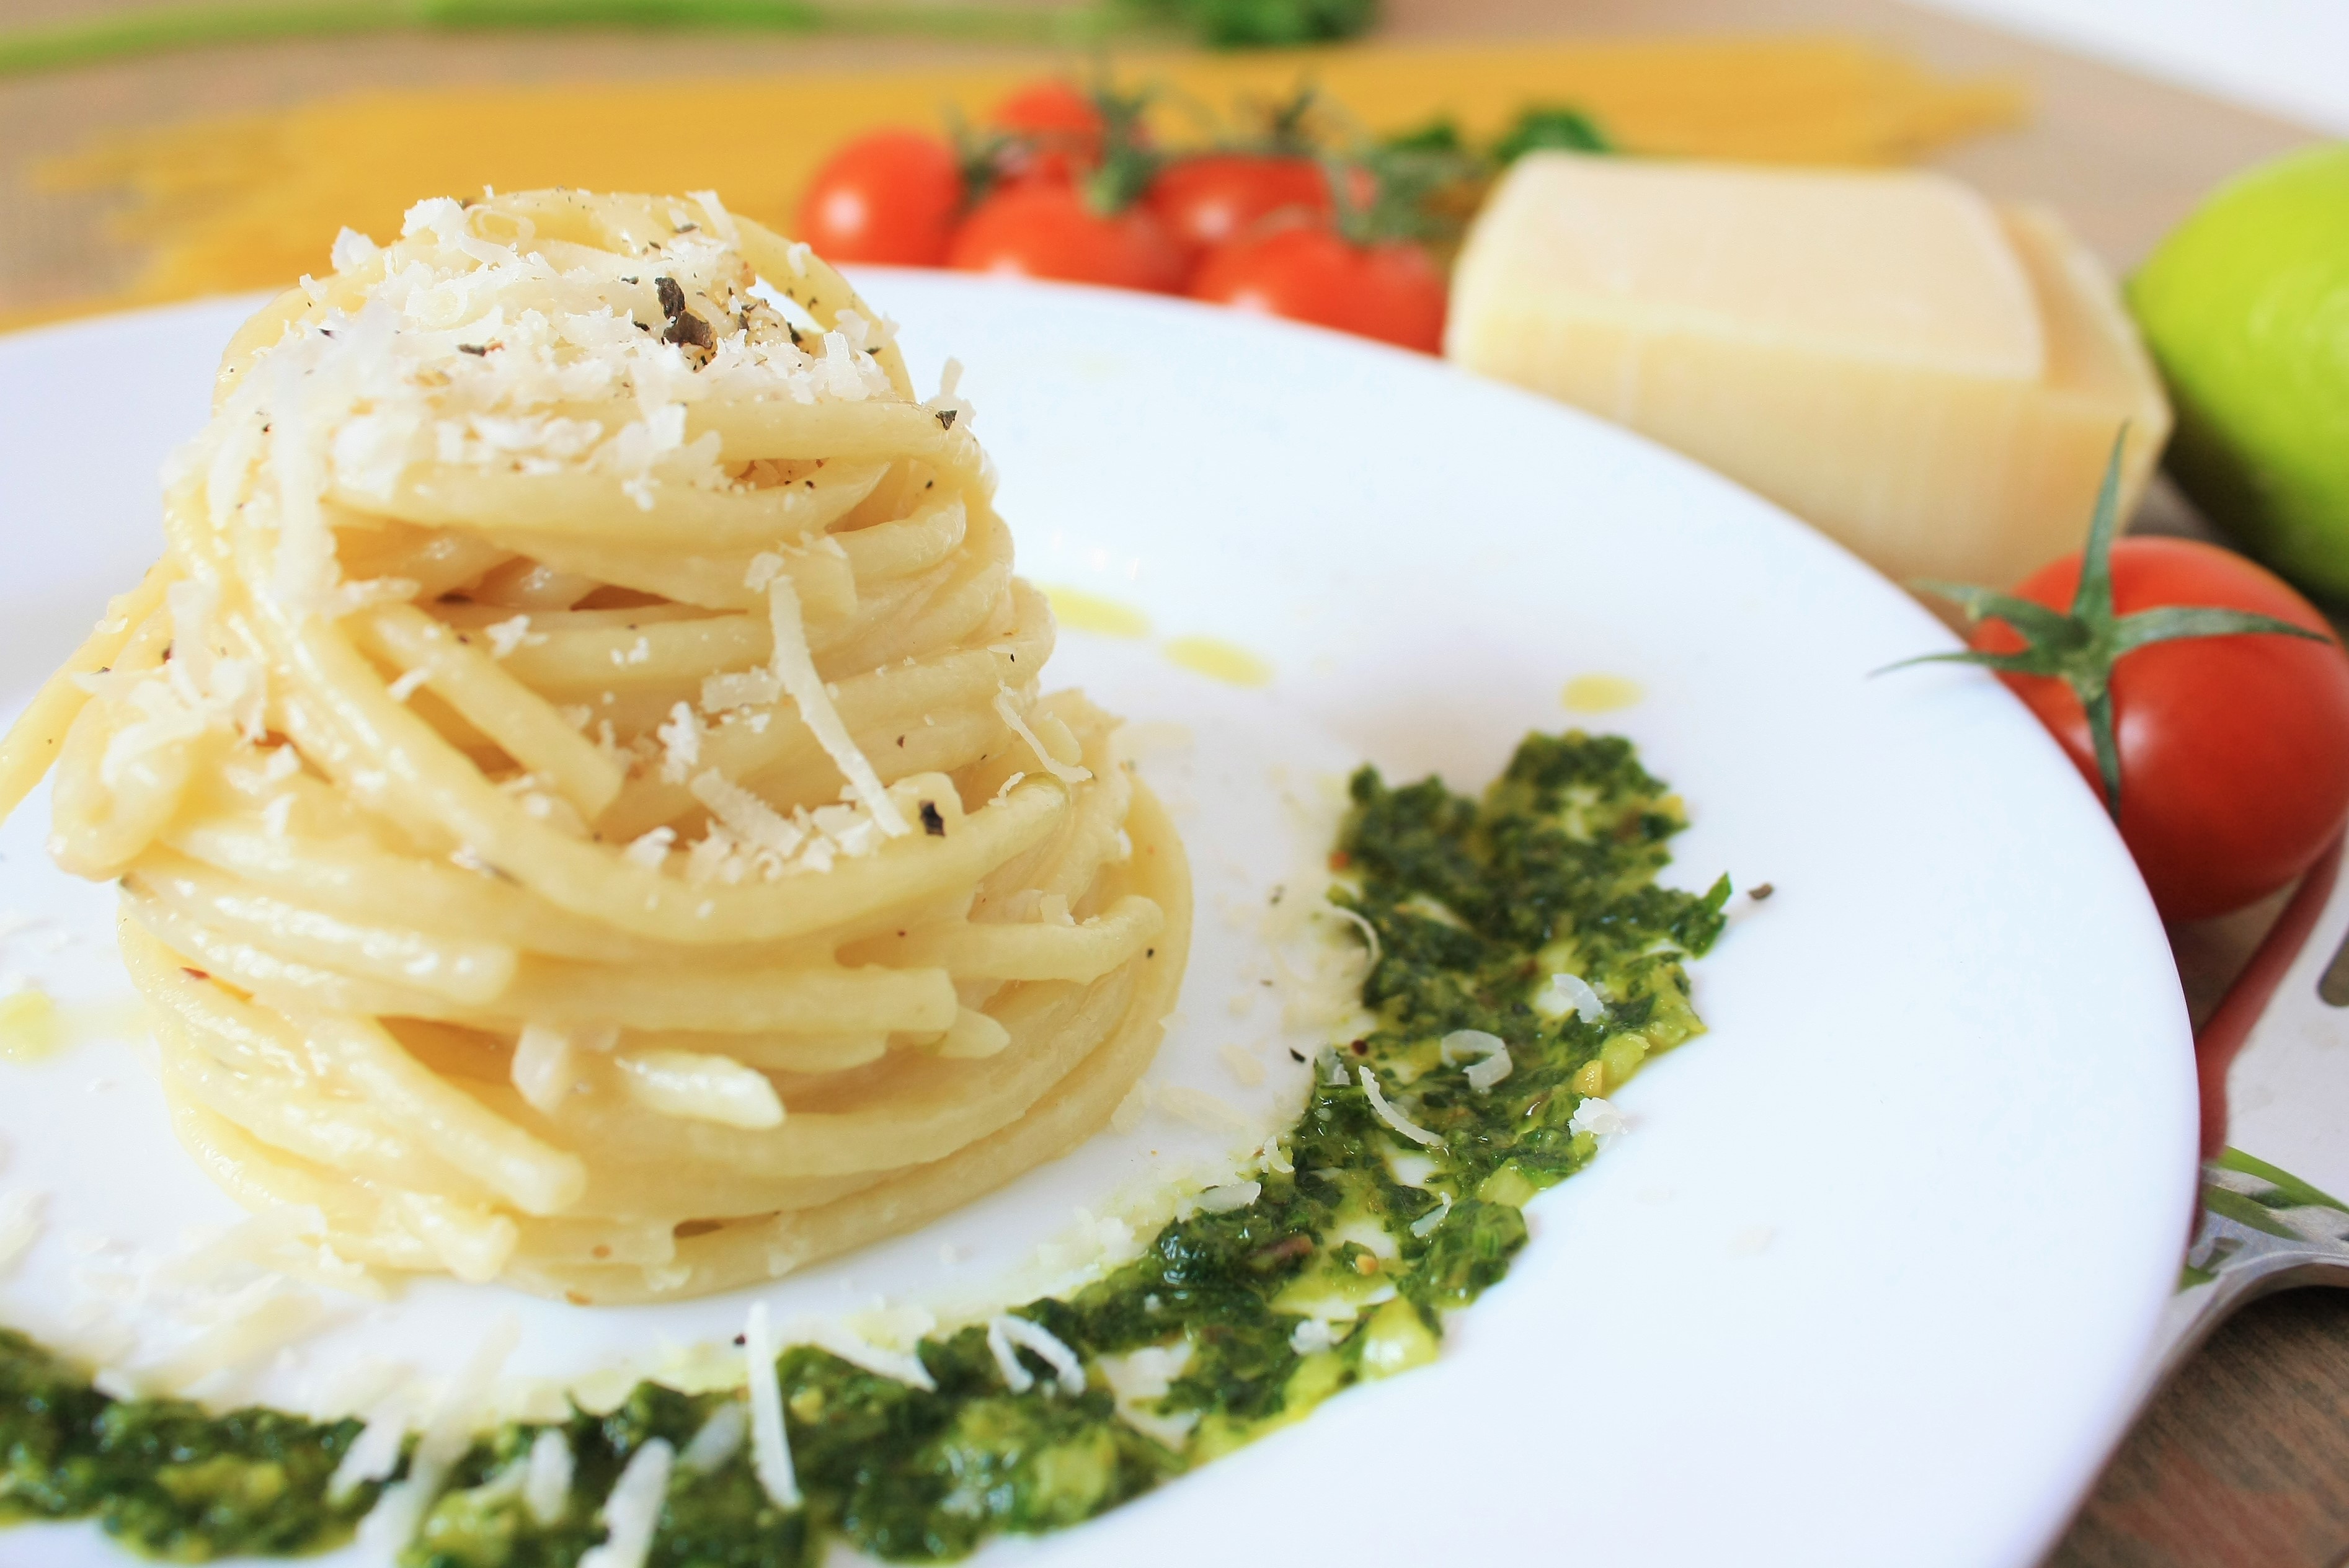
[794,80,1452,355]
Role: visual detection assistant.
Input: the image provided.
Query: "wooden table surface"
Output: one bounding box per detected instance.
[0,0,2337,1562]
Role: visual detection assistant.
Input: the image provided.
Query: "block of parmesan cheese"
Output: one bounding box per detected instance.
[1446,154,2171,589]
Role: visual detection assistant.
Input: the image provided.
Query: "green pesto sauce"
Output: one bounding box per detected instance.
[2,730,1727,1566]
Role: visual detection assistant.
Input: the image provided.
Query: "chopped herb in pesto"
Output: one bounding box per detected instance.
[0,1330,376,1556]
[1,730,1723,1566]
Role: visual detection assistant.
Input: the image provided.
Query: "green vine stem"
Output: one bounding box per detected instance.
[1890,427,2327,820]
[0,0,1375,79]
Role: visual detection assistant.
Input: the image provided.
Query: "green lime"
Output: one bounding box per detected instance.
[2128,144,2349,600]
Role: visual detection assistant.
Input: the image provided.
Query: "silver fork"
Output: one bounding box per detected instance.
[2140,833,2349,1391]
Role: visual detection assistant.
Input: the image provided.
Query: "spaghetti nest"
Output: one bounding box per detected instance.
[0,190,1189,1304]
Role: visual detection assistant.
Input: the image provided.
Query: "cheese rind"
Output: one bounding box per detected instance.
[1446,154,2171,589]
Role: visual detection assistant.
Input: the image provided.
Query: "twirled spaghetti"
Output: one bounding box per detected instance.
[0,189,1189,1304]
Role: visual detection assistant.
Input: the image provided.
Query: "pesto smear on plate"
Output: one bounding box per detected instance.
[1,731,1728,1566]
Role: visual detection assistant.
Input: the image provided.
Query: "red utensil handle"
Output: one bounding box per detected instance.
[2196,828,2348,1159]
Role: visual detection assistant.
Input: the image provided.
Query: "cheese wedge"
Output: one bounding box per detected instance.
[1447,154,2171,589]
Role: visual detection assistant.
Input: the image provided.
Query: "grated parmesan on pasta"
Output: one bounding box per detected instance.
[766,577,908,836]
[1,187,1191,1310]
[993,688,1093,786]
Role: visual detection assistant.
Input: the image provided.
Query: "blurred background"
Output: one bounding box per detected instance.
[0,0,2340,326]
[1921,0,2346,135]
[1,1,2345,1562]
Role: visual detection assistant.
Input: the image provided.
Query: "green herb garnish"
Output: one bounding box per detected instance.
[1490,104,1612,162]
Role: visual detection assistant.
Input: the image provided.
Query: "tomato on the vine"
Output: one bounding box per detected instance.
[988,80,1111,185]
[1147,154,1332,255]
[1973,537,2349,921]
[1189,223,1447,353]
[795,130,966,266]
[946,182,1186,293]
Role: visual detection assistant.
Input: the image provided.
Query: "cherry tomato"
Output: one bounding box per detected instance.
[990,79,1104,141]
[1147,154,1333,255]
[795,130,964,266]
[1189,223,1447,353]
[1978,538,2349,921]
[988,80,1108,185]
[946,182,1187,293]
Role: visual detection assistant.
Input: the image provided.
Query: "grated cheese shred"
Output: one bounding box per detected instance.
[1095,1341,1196,1450]
[688,188,740,246]
[616,1047,784,1130]
[993,688,1091,786]
[1568,1095,1628,1149]
[1439,1029,1514,1091]
[655,703,702,783]
[327,1394,410,1503]
[798,1318,935,1391]
[744,1301,802,1508]
[523,1428,575,1525]
[357,1315,518,1552]
[678,1402,746,1473]
[1196,1180,1261,1214]
[577,1436,673,1568]
[511,1023,575,1114]
[1320,905,1382,970]
[621,825,675,869]
[1534,972,1606,1024]
[1359,1066,1444,1148]
[985,1314,1086,1397]
[484,614,535,658]
[766,577,908,837]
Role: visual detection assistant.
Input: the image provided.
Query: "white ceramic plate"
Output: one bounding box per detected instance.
[0,275,2194,1568]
